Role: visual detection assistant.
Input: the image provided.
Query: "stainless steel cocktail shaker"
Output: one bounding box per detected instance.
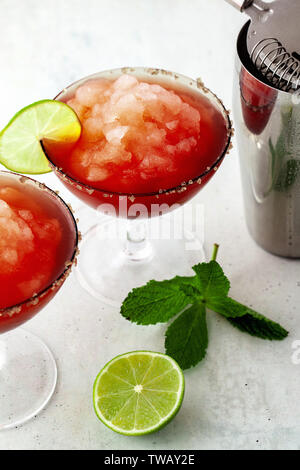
[233,21,300,257]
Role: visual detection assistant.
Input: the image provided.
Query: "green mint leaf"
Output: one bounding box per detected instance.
[174,276,202,300]
[165,302,208,370]
[207,296,247,318]
[215,298,288,340]
[192,260,230,301]
[120,278,191,325]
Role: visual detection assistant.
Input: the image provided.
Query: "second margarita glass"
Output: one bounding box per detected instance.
[0,171,78,429]
[43,67,232,306]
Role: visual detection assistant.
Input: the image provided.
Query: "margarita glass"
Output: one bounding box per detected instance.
[43,67,232,306]
[0,171,78,430]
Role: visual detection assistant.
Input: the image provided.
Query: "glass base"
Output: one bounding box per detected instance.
[75,217,205,307]
[0,329,57,430]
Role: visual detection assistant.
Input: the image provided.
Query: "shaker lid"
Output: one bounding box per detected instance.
[226,0,300,92]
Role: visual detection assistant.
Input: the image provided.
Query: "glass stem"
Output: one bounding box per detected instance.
[124,220,153,262]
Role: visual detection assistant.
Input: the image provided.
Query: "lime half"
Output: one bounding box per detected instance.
[93,351,185,436]
[0,100,81,174]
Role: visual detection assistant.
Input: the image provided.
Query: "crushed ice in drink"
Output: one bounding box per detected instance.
[46,73,228,193]
[0,186,63,308]
[65,75,202,186]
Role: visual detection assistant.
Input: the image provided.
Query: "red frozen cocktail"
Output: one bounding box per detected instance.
[0,172,78,333]
[44,69,231,217]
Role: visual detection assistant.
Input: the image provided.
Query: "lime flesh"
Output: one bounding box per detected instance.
[0,100,81,174]
[93,351,185,436]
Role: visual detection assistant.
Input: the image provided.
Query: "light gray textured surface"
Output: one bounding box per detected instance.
[0,0,299,450]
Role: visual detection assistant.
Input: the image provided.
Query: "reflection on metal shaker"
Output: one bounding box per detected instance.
[234,23,300,257]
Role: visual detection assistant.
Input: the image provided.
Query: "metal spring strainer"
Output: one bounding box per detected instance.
[225,0,300,92]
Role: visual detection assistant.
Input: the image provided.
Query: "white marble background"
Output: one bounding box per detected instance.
[0,0,300,450]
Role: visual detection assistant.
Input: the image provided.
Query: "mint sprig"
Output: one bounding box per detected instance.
[120,245,288,370]
[120,278,191,325]
[165,302,208,370]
